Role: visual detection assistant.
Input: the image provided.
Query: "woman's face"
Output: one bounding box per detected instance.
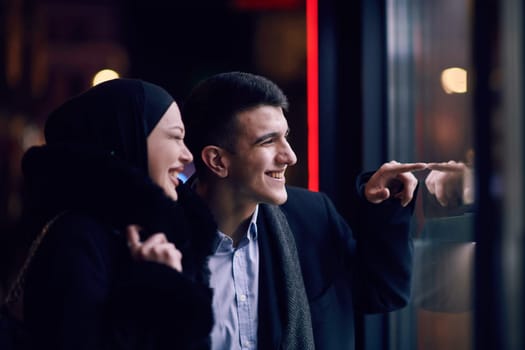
[147,102,193,200]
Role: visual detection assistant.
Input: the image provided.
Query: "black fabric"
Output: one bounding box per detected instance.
[176,184,218,285]
[256,221,283,350]
[44,79,173,174]
[0,304,29,350]
[22,78,177,243]
[257,205,314,350]
[21,145,182,240]
[261,185,415,350]
[22,148,214,349]
[177,179,415,350]
[19,79,214,350]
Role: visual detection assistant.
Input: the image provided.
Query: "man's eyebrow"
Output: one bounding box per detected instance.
[253,128,290,145]
[253,132,279,145]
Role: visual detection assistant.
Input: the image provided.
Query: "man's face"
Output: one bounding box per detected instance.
[224,105,297,206]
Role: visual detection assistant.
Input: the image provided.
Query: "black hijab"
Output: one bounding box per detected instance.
[44,78,174,174]
[20,78,179,236]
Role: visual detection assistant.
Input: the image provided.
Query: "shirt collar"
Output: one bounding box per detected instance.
[213,204,259,254]
[248,204,259,240]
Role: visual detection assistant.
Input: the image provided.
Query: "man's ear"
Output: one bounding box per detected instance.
[201,146,229,178]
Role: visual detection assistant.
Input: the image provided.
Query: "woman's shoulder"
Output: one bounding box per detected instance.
[50,210,114,235]
[39,211,123,259]
[24,211,124,298]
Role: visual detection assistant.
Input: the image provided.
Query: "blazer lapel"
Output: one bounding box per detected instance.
[257,214,282,349]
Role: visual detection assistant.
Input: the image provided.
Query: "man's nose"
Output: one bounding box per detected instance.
[277,141,297,166]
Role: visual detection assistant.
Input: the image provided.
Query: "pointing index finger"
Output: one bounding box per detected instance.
[427,162,466,172]
[385,162,427,174]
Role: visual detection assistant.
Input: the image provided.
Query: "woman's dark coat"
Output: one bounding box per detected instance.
[22,146,215,350]
[20,79,216,350]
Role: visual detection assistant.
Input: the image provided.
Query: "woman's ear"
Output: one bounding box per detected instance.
[201,146,229,178]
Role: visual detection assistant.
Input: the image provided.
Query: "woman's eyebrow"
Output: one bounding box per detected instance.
[168,125,184,132]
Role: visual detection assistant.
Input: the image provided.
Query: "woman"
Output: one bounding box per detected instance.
[20,79,215,349]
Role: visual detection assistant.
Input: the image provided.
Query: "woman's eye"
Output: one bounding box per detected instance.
[169,134,183,140]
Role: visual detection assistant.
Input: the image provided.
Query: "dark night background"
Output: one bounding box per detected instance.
[0,0,310,298]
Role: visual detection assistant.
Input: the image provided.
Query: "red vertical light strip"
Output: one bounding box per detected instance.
[306,0,319,191]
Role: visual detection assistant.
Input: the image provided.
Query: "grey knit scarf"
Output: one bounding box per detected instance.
[259,204,315,350]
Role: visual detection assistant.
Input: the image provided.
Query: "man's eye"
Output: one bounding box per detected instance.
[261,138,274,145]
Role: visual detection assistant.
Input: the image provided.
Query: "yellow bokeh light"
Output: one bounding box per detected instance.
[92,69,120,86]
[441,67,467,94]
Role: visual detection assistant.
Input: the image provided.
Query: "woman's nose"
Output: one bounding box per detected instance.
[181,143,193,163]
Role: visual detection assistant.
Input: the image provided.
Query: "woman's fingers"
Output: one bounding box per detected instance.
[125,226,183,272]
[126,225,142,252]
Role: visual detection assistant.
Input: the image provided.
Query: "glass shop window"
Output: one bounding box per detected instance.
[386,0,475,349]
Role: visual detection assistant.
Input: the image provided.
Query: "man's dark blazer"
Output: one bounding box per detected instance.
[257,185,414,350]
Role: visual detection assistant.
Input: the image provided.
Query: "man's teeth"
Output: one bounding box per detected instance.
[268,172,284,179]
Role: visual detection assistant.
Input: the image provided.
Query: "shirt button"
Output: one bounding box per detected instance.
[239,294,247,302]
[244,340,251,347]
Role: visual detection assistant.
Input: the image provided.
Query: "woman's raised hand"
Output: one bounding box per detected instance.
[126,225,183,272]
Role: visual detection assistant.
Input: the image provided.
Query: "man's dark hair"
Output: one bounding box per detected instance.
[182,71,289,175]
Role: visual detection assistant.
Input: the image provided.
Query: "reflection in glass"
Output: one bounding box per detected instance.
[440,67,468,94]
[426,160,474,208]
[386,0,475,349]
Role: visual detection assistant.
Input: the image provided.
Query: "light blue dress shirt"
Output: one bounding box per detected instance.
[209,206,259,350]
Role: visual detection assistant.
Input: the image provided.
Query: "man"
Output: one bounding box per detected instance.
[181,71,425,350]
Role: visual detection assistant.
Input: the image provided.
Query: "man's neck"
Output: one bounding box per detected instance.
[195,179,257,246]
